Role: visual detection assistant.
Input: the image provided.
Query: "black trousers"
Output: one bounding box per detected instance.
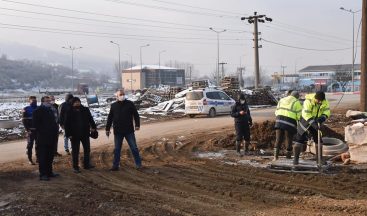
[71,136,91,169]
[294,127,320,152]
[274,129,294,152]
[36,144,54,177]
[235,123,250,142]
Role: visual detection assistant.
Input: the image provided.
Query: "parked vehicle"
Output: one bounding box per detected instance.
[185,88,235,118]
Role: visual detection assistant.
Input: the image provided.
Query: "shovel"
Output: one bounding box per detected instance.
[317,122,323,169]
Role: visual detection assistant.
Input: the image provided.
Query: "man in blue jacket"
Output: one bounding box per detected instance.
[22,96,38,165]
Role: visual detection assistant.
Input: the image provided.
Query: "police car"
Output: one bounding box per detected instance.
[185,88,235,118]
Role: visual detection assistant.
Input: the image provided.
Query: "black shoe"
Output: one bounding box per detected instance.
[29,160,36,165]
[73,168,81,174]
[48,173,60,178]
[109,167,119,171]
[65,149,71,155]
[84,165,95,170]
[40,175,50,181]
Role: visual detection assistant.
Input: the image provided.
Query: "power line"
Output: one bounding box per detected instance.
[272,20,350,42]
[262,38,354,51]
[0,6,248,34]
[0,23,249,46]
[102,0,239,19]
[0,13,249,40]
[263,24,351,46]
[0,22,249,41]
[142,0,247,16]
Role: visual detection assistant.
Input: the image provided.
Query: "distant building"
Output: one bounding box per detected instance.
[121,65,185,90]
[298,64,361,92]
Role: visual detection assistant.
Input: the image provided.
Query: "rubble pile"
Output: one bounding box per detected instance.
[344,110,367,163]
[219,76,241,100]
[244,88,278,106]
[192,80,209,89]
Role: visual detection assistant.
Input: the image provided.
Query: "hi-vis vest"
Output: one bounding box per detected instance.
[275,95,302,121]
[274,95,302,132]
[297,93,330,135]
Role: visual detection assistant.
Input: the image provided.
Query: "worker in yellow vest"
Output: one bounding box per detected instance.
[293,91,330,165]
[274,91,302,160]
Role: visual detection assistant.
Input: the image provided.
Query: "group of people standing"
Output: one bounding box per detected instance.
[231,90,330,165]
[23,89,142,181]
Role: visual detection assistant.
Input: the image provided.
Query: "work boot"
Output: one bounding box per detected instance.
[273,148,279,161]
[286,150,292,159]
[235,141,241,155]
[293,144,302,165]
[244,141,250,155]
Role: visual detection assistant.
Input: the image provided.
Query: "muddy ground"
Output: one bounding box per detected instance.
[1,108,366,216]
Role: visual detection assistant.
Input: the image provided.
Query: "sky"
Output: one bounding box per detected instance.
[0,0,363,78]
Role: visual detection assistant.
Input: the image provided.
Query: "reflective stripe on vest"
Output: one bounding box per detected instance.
[275,119,297,129]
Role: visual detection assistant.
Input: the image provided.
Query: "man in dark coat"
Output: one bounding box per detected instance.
[22,96,38,165]
[59,93,73,155]
[64,97,97,173]
[231,93,253,155]
[50,95,62,157]
[33,96,59,181]
[106,89,141,171]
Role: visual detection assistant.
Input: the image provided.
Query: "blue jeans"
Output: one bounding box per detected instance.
[113,133,142,168]
[64,134,70,151]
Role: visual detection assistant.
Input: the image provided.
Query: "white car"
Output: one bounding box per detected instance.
[185,88,235,118]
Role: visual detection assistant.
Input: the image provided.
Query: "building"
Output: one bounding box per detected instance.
[122,65,185,90]
[298,64,361,92]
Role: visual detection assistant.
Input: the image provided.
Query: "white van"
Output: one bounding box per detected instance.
[185,88,235,118]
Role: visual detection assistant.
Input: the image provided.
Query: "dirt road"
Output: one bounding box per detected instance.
[0,108,275,163]
[1,129,366,216]
[0,97,364,216]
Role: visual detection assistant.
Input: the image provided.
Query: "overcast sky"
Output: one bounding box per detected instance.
[0,0,363,77]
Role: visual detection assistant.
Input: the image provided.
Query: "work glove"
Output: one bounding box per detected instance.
[317,115,327,124]
[311,121,320,130]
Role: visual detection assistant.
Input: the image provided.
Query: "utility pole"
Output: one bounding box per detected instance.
[189,66,192,83]
[62,46,82,93]
[219,62,227,79]
[361,0,367,111]
[281,65,287,84]
[158,50,166,86]
[209,27,226,86]
[340,7,361,92]
[241,12,272,89]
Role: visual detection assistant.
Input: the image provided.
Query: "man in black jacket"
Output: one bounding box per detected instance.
[231,94,253,156]
[50,95,62,157]
[64,97,97,173]
[106,89,141,171]
[33,96,59,181]
[59,93,73,155]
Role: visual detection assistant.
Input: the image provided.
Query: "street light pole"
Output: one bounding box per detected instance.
[340,7,361,92]
[62,46,82,93]
[209,27,226,86]
[159,50,166,86]
[126,53,133,91]
[110,41,121,87]
[140,44,150,74]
